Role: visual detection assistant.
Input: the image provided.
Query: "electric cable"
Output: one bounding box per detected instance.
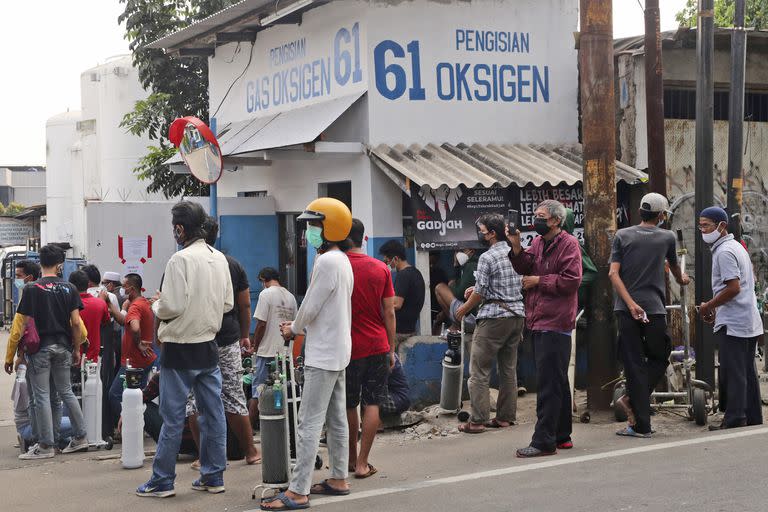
[211,40,255,120]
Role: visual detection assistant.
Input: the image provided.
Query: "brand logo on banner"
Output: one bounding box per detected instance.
[412,185,513,250]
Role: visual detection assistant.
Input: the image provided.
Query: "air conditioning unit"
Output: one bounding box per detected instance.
[113,66,130,77]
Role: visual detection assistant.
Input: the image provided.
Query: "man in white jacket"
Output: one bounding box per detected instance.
[262,197,354,511]
[137,201,233,498]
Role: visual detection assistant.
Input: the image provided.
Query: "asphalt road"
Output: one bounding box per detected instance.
[2,340,768,512]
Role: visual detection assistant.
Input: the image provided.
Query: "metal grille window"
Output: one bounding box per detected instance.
[664,88,768,122]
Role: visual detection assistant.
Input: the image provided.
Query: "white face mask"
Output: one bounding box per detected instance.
[702,223,724,244]
[456,252,469,267]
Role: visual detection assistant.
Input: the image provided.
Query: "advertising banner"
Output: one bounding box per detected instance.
[411,185,513,250]
[412,182,629,250]
[0,219,32,246]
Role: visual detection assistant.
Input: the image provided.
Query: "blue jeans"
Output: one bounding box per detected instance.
[27,344,87,447]
[19,417,72,445]
[149,366,226,487]
[108,366,150,427]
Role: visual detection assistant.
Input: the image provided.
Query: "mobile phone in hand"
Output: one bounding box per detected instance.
[506,209,519,232]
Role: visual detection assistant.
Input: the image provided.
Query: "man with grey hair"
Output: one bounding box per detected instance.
[508,199,582,457]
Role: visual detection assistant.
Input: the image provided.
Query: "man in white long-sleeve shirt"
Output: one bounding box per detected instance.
[262,197,354,511]
[137,201,234,498]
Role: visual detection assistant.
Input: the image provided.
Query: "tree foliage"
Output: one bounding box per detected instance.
[118,0,239,198]
[676,0,768,29]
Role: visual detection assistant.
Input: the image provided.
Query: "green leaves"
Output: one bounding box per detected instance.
[118,0,238,197]
[676,0,767,29]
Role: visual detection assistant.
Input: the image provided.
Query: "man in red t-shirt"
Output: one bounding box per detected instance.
[345,219,396,478]
[108,273,157,428]
[69,270,110,362]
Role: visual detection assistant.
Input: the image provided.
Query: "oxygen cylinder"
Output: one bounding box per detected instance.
[259,381,289,485]
[121,368,145,469]
[82,361,102,444]
[440,331,463,411]
[16,364,26,383]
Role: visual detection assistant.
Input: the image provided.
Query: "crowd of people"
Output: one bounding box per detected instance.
[4,193,765,508]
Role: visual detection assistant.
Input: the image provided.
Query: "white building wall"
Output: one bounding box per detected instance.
[11,170,46,206]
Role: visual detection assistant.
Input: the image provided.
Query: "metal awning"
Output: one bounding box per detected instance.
[369,143,646,190]
[145,0,328,53]
[166,91,365,166]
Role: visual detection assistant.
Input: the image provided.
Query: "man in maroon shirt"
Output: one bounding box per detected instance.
[69,270,110,363]
[345,219,396,479]
[508,199,582,458]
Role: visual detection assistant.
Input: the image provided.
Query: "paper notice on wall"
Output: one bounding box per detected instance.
[122,237,149,260]
[123,261,144,278]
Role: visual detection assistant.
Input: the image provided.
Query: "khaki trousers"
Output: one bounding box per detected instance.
[467,317,524,424]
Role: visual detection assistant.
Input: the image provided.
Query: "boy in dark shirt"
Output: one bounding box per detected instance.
[379,240,425,343]
[17,244,88,460]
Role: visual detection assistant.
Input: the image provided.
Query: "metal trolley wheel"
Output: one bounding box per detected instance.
[692,388,708,426]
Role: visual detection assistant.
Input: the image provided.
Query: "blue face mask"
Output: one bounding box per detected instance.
[306,225,324,249]
[14,278,25,290]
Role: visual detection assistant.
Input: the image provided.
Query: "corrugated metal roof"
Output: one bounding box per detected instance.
[614,27,768,56]
[369,143,646,189]
[146,0,271,50]
[145,0,328,51]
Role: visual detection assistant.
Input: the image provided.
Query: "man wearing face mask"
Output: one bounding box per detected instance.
[455,214,524,434]
[508,200,582,457]
[607,193,689,438]
[698,207,763,430]
[434,248,479,331]
[262,198,354,510]
[137,201,233,498]
[4,260,42,374]
[108,273,157,430]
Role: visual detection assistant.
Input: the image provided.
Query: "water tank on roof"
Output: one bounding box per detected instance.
[45,111,82,247]
[79,55,156,201]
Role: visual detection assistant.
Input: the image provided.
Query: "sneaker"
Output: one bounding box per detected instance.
[62,436,89,454]
[557,440,574,450]
[192,477,225,494]
[516,445,556,458]
[136,481,176,498]
[19,443,55,460]
[616,426,652,438]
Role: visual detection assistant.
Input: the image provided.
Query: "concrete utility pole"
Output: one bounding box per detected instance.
[727,0,747,241]
[695,0,716,387]
[580,0,617,409]
[644,0,667,196]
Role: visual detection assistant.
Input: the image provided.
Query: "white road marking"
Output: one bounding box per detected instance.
[246,426,768,510]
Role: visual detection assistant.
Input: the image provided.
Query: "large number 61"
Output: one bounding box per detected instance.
[373,40,426,101]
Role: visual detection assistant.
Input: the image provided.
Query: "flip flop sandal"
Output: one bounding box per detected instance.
[260,492,310,510]
[458,422,486,434]
[355,463,378,479]
[485,418,513,428]
[310,479,351,495]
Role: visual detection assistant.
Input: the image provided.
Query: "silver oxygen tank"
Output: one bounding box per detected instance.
[121,367,145,469]
[259,369,289,485]
[82,360,102,444]
[440,330,463,412]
